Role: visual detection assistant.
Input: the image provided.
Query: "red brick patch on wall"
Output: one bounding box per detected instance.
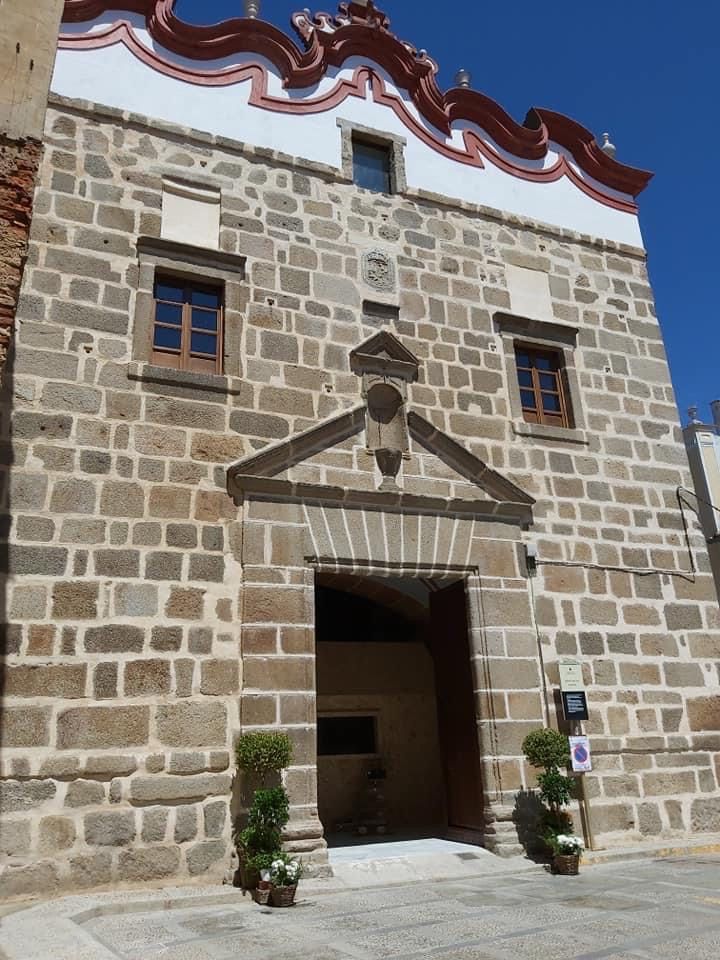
[0,135,42,380]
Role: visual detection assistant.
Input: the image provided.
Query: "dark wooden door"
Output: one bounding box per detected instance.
[429,580,485,839]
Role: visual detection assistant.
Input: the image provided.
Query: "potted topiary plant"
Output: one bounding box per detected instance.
[236,785,290,893]
[236,730,293,786]
[522,727,582,874]
[234,732,295,898]
[547,833,584,875]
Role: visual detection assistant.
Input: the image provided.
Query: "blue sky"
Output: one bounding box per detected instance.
[175,0,719,423]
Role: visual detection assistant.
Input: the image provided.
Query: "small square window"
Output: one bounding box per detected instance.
[152,275,223,374]
[318,715,377,756]
[514,344,572,428]
[352,138,392,193]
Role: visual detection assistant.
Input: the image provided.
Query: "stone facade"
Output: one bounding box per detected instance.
[1,70,719,897]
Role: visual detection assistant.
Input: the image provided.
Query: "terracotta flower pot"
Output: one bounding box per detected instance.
[252,883,271,905]
[269,884,297,907]
[554,853,580,875]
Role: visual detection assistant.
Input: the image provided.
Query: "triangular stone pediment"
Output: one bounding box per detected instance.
[227,403,534,525]
[350,331,420,382]
[227,404,366,480]
[407,412,533,505]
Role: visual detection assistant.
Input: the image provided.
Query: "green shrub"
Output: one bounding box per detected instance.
[236,785,291,870]
[246,849,277,873]
[247,786,290,833]
[237,823,280,859]
[537,768,575,810]
[236,731,293,778]
[522,728,570,770]
[541,808,573,837]
[521,727,576,852]
[234,732,296,883]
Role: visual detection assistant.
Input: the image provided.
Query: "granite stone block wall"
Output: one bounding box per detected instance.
[0,93,718,897]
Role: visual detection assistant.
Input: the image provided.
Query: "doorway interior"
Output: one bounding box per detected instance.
[315,572,485,854]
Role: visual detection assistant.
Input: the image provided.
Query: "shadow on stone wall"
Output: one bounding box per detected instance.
[512,789,549,863]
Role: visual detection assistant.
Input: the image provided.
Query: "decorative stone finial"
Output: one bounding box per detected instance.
[455,68,472,88]
[600,132,616,158]
[374,446,403,492]
[688,405,700,424]
[244,0,260,17]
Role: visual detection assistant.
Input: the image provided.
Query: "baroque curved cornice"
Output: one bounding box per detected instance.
[60,0,652,207]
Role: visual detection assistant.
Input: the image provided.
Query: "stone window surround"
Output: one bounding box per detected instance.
[337,118,408,194]
[130,235,246,395]
[494,311,588,445]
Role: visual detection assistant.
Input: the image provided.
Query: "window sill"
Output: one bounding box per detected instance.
[127,361,242,396]
[512,421,589,445]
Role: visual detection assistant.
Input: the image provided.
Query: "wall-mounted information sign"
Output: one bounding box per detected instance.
[559,659,584,692]
[562,690,589,721]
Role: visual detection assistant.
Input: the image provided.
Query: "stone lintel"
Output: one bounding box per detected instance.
[494,310,579,346]
[136,235,247,275]
[231,476,534,526]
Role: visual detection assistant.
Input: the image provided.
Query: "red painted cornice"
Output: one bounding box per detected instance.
[61,0,653,201]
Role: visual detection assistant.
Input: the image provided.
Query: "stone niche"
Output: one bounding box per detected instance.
[350,330,418,491]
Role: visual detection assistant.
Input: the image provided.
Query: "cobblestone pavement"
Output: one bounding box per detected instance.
[6,855,716,960]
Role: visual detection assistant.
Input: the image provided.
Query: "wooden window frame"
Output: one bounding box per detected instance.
[151,274,224,375]
[351,136,393,194]
[338,120,407,195]
[514,343,572,429]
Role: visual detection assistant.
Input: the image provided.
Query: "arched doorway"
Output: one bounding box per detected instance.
[315,573,484,848]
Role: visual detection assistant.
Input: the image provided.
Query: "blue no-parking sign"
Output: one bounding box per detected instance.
[569,736,592,772]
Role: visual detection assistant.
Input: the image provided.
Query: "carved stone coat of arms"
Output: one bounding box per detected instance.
[362,249,396,292]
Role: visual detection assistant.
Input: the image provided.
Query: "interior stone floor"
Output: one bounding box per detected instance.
[6,855,719,960]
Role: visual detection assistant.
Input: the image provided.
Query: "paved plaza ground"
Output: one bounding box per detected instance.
[3,854,720,960]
